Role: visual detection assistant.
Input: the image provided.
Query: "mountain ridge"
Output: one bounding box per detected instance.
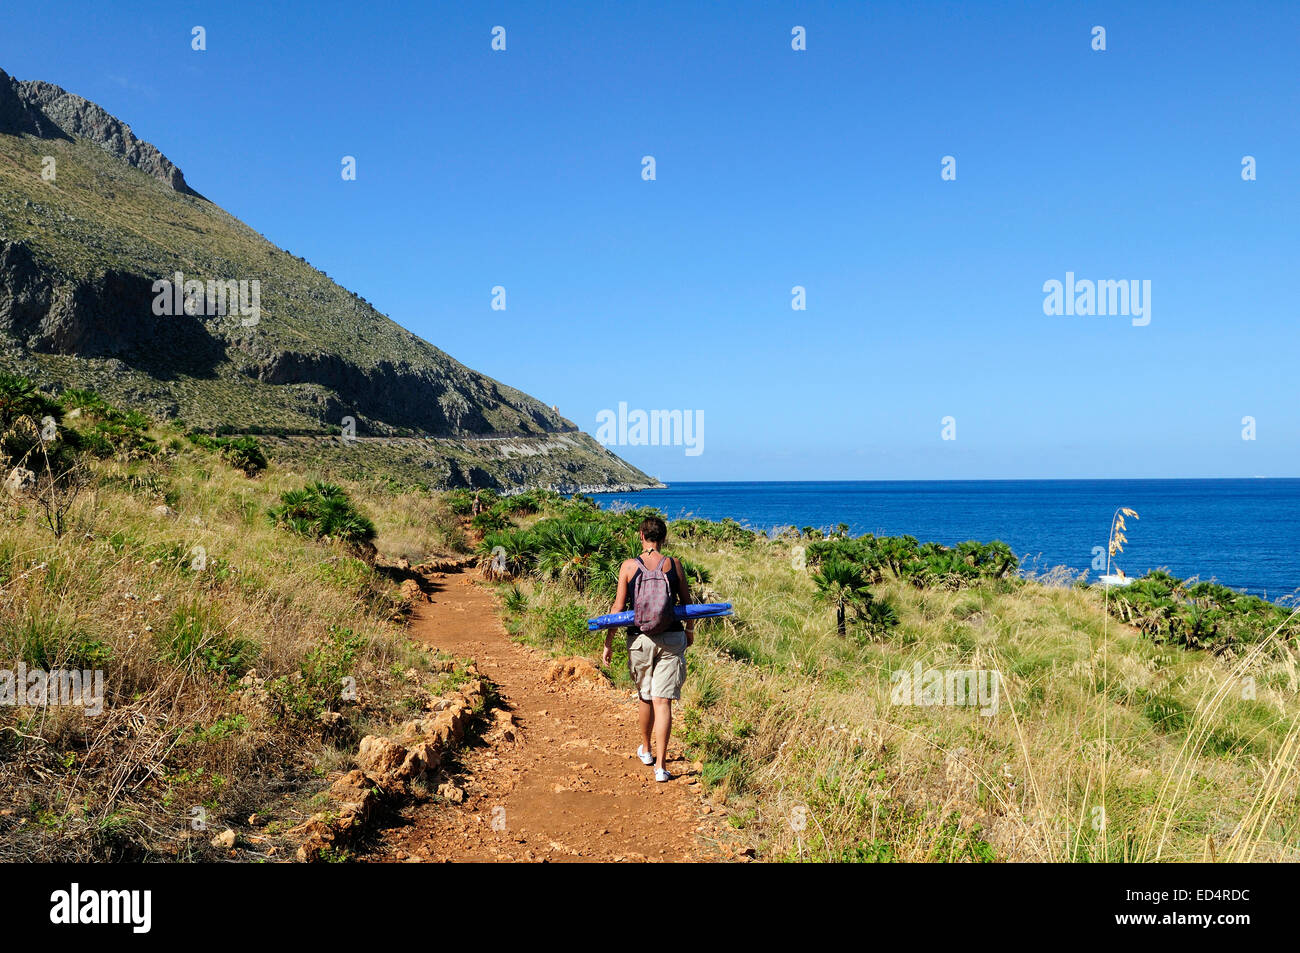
[0,67,194,194]
[0,67,656,491]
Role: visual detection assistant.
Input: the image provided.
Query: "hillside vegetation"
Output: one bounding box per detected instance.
[0,378,473,860]
[5,378,1298,862]
[482,500,1300,862]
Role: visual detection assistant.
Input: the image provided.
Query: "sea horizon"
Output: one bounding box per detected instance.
[645,477,1295,485]
[592,478,1300,601]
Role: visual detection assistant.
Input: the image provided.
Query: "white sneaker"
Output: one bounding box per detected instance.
[636,745,655,766]
[654,767,672,783]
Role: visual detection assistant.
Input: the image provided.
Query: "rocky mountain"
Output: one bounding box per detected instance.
[0,70,193,193]
[0,68,655,491]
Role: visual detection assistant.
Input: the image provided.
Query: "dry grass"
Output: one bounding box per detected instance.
[0,431,464,860]
[504,532,1300,862]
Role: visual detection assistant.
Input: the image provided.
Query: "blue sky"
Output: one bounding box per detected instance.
[4,1,1298,481]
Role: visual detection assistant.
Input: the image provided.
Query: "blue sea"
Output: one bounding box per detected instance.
[591,480,1300,602]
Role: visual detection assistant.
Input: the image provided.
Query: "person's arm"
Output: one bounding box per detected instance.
[675,557,695,646]
[602,562,630,666]
[611,561,630,614]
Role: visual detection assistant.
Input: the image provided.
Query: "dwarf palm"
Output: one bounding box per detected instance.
[863,595,900,635]
[813,558,870,636]
[269,482,376,548]
[983,540,1018,578]
[533,519,617,594]
[677,557,711,587]
[877,535,919,578]
[478,528,537,578]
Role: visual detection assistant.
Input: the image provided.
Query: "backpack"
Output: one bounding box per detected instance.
[633,554,676,636]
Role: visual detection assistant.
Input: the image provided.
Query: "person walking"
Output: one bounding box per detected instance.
[601,516,693,782]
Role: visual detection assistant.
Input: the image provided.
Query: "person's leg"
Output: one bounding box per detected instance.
[638,696,654,755]
[652,697,672,770]
[648,635,686,777]
[629,634,655,759]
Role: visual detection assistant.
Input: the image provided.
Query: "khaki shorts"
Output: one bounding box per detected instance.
[627,630,688,701]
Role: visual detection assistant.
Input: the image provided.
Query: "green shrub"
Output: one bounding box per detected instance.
[813,558,871,636]
[677,557,712,587]
[537,601,592,653]
[503,584,529,614]
[1106,569,1292,652]
[1,372,62,427]
[268,482,376,548]
[188,433,268,476]
[0,373,77,473]
[83,419,156,460]
[442,489,475,515]
[58,388,156,460]
[532,518,621,595]
[496,491,544,515]
[2,615,112,670]
[155,603,257,677]
[806,535,1017,590]
[470,508,509,533]
[670,517,756,547]
[273,627,368,718]
[477,528,538,577]
[187,714,249,744]
[860,595,900,637]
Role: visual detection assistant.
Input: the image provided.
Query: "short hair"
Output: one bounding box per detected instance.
[639,516,667,544]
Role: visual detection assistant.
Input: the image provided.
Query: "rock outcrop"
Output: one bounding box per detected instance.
[545,657,609,686]
[294,678,485,862]
[0,68,194,194]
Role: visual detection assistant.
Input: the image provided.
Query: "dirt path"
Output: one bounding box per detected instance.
[363,569,736,863]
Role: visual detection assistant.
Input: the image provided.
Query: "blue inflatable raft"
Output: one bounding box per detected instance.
[587,602,733,631]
